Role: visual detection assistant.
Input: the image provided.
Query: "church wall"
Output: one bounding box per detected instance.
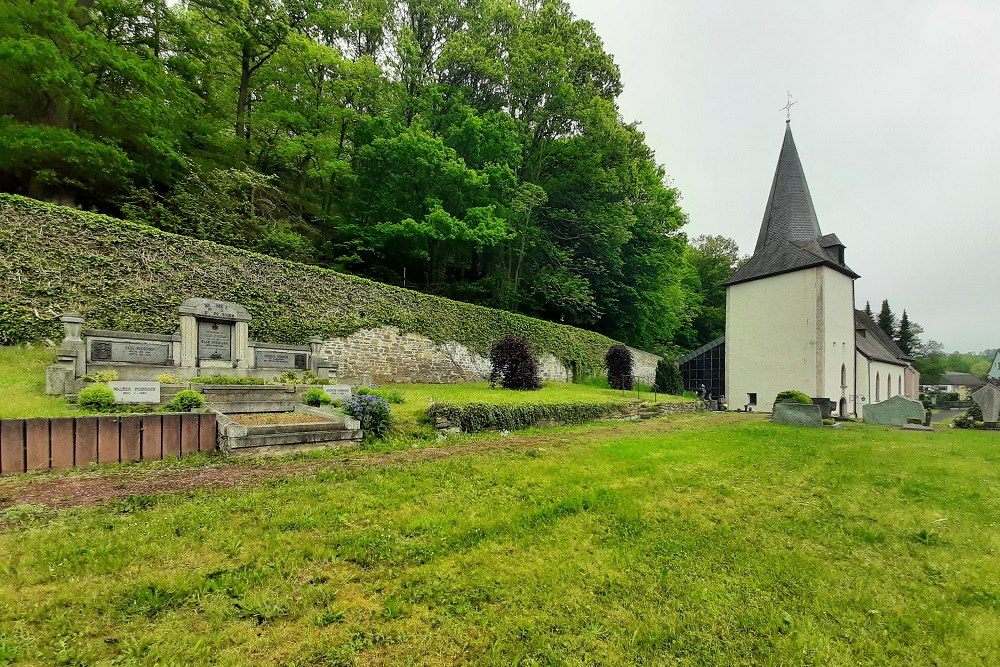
[819,268,857,415]
[726,268,823,413]
[856,354,909,406]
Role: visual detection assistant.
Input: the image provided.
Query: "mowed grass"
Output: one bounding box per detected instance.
[0,347,77,419]
[2,417,999,665]
[384,381,681,429]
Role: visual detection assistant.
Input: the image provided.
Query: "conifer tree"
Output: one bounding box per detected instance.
[864,301,874,320]
[877,300,896,339]
[896,310,915,355]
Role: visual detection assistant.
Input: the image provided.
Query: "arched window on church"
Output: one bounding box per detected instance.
[841,364,847,388]
[899,376,903,396]
[876,373,880,402]
[887,374,892,398]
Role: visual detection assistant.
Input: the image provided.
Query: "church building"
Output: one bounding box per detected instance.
[681,122,917,415]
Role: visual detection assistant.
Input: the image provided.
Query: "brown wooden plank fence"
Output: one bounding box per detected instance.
[0,413,216,475]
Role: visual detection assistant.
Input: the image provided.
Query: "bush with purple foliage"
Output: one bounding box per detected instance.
[343,393,394,437]
[605,344,634,390]
[489,335,541,390]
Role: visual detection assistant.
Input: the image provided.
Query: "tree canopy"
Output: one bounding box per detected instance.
[0,0,714,352]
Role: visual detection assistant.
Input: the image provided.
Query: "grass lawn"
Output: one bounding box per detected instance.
[1,417,998,665]
[0,347,78,420]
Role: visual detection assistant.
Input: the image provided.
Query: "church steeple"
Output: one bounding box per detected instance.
[754,123,822,254]
[725,123,859,287]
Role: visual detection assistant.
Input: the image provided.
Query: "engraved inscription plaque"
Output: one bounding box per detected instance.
[255,350,296,368]
[114,342,170,364]
[198,321,233,360]
[109,381,161,404]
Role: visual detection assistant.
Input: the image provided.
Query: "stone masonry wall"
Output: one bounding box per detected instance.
[315,326,573,384]
[314,326,660,385]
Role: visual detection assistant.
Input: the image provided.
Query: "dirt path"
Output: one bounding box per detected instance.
[0,414,749,512]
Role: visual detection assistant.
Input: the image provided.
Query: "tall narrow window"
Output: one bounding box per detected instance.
[841,364,847,388]
[876,373,880,402]
[887,374,892,398]
[899,376,903,395]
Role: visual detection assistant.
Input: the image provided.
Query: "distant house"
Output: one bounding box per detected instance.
[932,372,987,399]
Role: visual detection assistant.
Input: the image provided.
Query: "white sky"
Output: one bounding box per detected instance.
[568,0,998,353]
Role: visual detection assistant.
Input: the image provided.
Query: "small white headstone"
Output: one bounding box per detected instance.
[109,381,161,404]
[323,385,353,402]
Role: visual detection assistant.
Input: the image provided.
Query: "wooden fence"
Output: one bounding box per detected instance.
[0,413,217,476]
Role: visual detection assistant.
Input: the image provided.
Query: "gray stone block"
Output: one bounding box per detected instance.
[773,402,823,427]
[863,395,926,426]
[972,383,1000,423]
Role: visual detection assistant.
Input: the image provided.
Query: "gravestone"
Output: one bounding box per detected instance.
[772,402,823,427]
[178,298,251,369]
[108,381,161,404]
[971,383,1000,424]
[810,397,834,419]
[255,350,308,369]
[198,321,232,361]
[323,385,353,402]
[91,340,171,365]
[862,395,925,426]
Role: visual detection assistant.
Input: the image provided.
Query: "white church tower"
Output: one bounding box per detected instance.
[725,123,858,415]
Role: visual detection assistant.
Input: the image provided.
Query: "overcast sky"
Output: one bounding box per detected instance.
[568,0,997,353]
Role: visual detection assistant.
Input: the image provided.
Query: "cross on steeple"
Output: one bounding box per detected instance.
[781,91,797,122]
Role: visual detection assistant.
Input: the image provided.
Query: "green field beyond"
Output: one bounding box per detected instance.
[1,417,998,665]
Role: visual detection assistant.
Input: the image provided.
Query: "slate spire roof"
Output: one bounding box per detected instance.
[726,124,859,286]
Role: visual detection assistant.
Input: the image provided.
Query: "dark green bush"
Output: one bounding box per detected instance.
[606,344,634,391]
[774,390,813,405]
[427,401,633,433]
[169,389,205,412]
[78,383,116,412]
[304,388,332,407]
[655,358,684,395]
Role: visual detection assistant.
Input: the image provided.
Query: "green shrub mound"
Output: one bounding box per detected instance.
[78,383,116,412]
[169,389,205,412]
[655,358,684,395]
[774,390,813,405]
[0,195,638,376]
[303,388,332,407]
[427,401,633,433]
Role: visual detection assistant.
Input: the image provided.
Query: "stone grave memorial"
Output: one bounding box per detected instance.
[972,383,1000,427]
[862,395,926,426]
[772,402,823,427]
[46,298,317,396]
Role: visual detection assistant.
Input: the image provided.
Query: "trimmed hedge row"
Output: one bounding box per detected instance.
[0,194,631,374]
[426,401,636,433]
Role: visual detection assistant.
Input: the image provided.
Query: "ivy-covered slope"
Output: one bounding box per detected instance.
[0,195,635,374]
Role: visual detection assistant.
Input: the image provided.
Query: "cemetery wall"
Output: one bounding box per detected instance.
[0,195,661,382]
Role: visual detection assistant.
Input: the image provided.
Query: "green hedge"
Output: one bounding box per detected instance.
[427,401,635,433]
[0,194,631,374]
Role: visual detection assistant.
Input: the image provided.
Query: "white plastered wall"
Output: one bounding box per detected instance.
[819,268,857,415]
[855,352,908,406]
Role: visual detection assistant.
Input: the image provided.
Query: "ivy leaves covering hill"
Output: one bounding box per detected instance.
[0,0,710,351]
